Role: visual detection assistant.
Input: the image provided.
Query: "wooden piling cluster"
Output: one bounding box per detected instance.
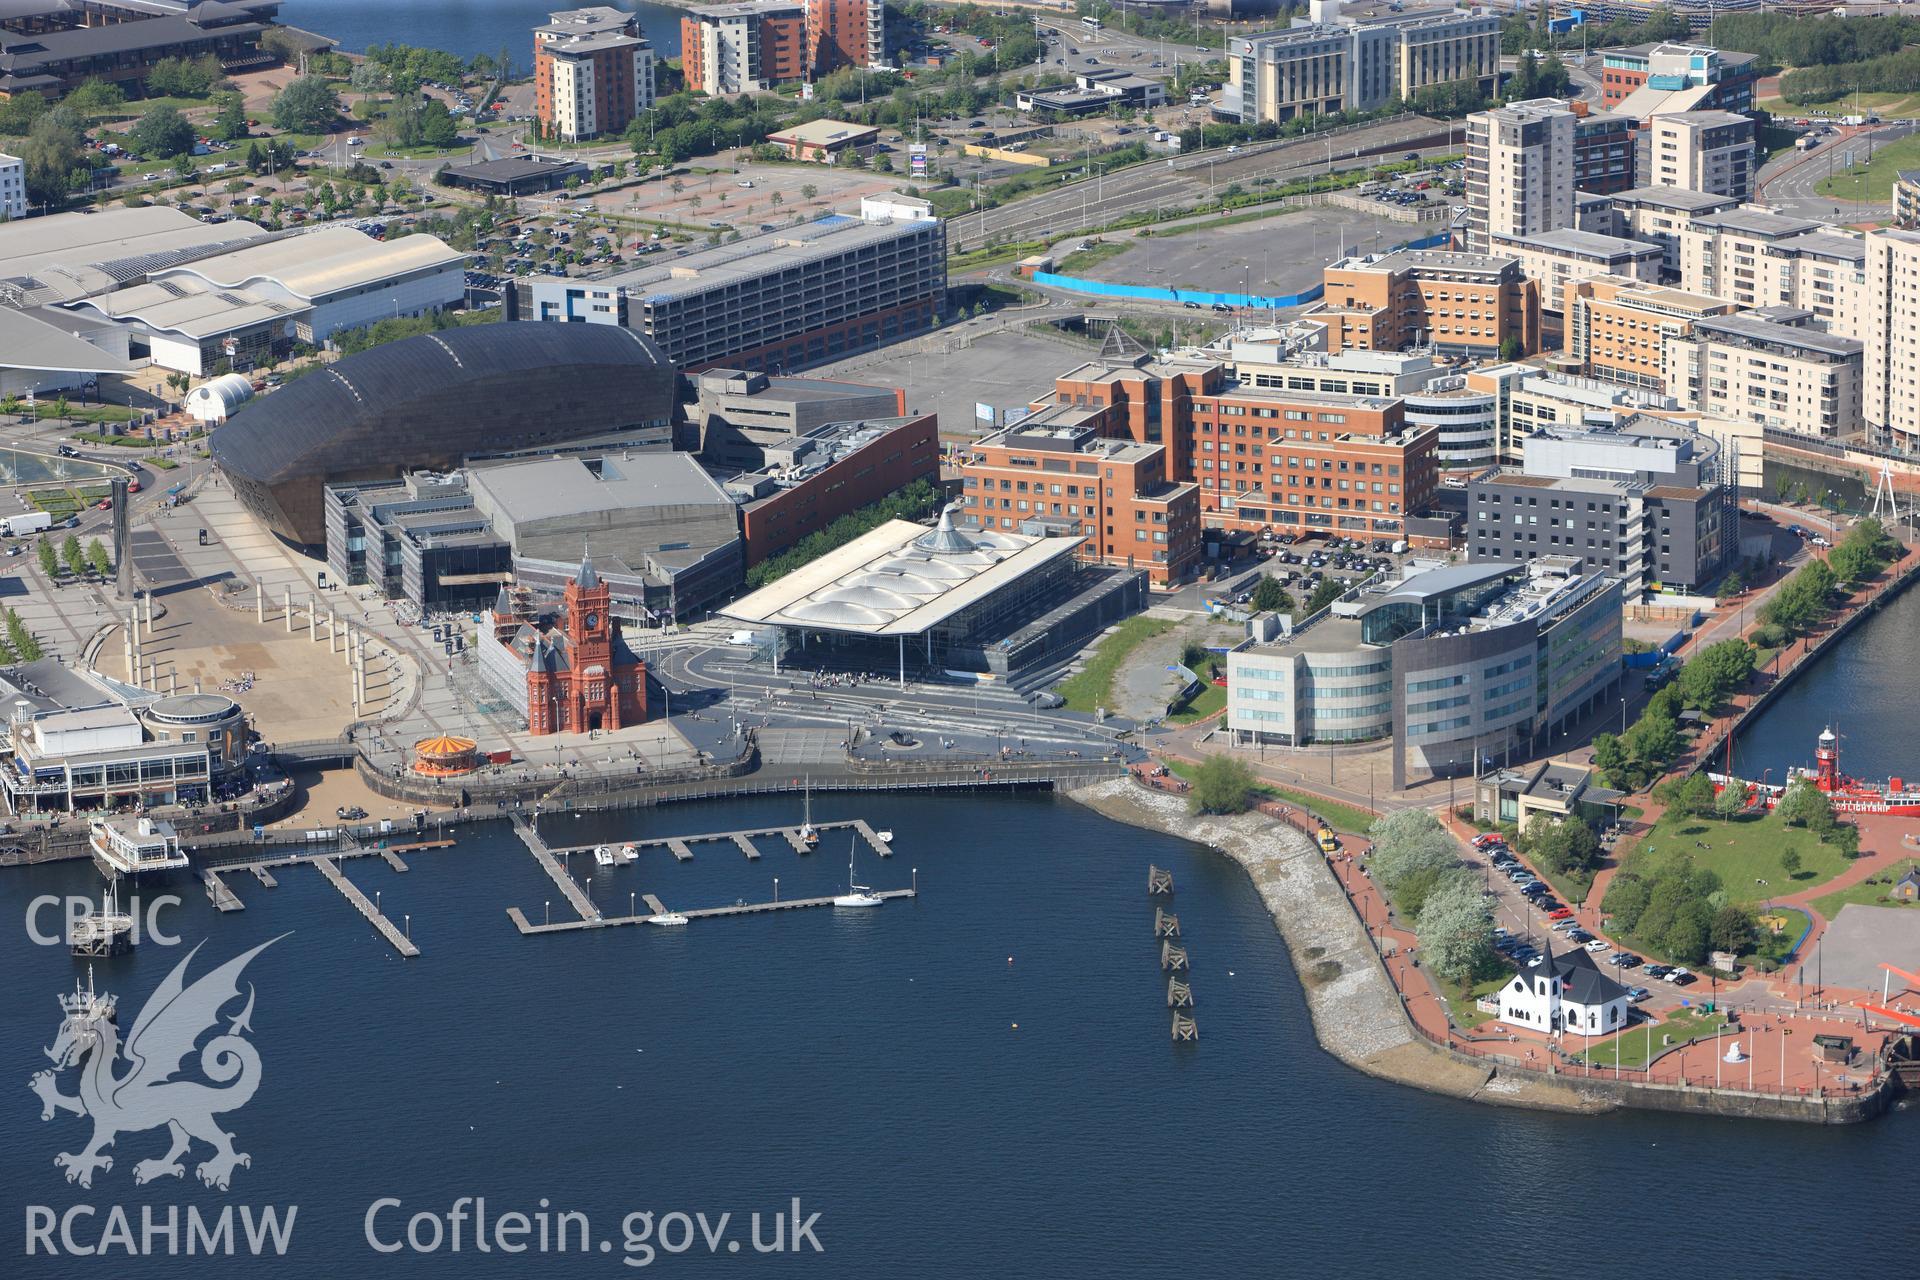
[1151,866,1196,1040]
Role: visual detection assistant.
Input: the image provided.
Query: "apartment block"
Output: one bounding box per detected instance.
[1469,418,1734,594]
[1489,228,1662,318]
[1675,210,1867,336]
[1863,227,1920,452]
[1895,170,1920,229]
[959,413,1201,586]
[681,0,806,94]
[1465,98,1575,254]
[534,6,655,142]
[1662,307,1863,439]
[1604,186,1740,280]
[1573,108,1639,195]
[1649,110,1755,200]
[1562,276,1735,392]
[806,0,882,73]
[1317,249,1541,359]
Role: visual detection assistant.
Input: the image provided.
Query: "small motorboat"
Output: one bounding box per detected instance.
[646,912,689,926]
[875,829,894,844]
[615,843,638,864]
[593,845,615,868]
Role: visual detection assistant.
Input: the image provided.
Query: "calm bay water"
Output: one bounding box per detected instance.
[1737,570,1920,785]
[276,0,687,62]
[0,791,1911,1275]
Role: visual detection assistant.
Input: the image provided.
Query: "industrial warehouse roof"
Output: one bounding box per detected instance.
[721,511,1083,637]
[0,206,268,304]
[0,305,130,374]
[767,119,879,148]
[158,227,465,302]
[469,452,732,525]
[571,214,938,303]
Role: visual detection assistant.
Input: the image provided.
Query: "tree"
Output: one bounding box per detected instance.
[1416,873,1497,982]
[1250,575,1295,614]
[1713,778,1750,819]
[1775,776,1834,832]
[1188,753,1256,815]
[417,98,459,148]
[19,107,87,211]
[211,92,250,142]
[1303,577,1345,616]
[86,539,109,578]
[272,76,340,133]
[1522,813,1601,877]
[1709,904,1758,958]
[1604,873,1652,934]
[1780,848,1803,879]
[1773,471,1793,502]
[36,537,56,578]
[65,78,126,114]
[60,533,83,578]
[1677,638,1755,712]
[1624,709,1681,770]
[1592,732,1627,785]
[130,105,196,159]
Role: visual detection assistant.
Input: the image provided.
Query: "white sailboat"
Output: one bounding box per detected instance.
[833,834,882,908]
[799,776,819,846]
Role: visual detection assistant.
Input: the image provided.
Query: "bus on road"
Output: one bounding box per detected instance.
[1081,15,1102,30]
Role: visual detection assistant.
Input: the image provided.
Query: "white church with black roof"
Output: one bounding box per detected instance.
[1497,939,1631,1039]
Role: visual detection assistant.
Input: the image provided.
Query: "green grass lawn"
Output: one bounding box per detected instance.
[1811,858,1920,919]
[1632,809,1858,905]
[947,240,1048,272]
[1814,131,1920,203]
[1579,1008,1727,1068]
[1166,683,1225,725]
[1055,616,1174,714]
[1056,239,1130,274]
[1439,969,1512,1031]
[1761,92,1920,119]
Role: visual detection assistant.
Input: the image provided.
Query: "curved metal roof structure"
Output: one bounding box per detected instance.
[211,323,677,547]
[721,515,1084,637]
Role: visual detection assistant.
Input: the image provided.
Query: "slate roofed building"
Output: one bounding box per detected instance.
[1496,938,1631,1038]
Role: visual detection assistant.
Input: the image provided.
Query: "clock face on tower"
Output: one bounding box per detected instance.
[585,612,599,630]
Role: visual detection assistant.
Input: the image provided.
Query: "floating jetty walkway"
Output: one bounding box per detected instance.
[314,856,418,958]
[192,837,445,957]
[506,816,912,936]
[507,888,918,935]
[523,817,892,867]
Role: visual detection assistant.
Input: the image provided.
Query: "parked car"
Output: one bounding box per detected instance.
[1547,907,1574,921]
[1664,967,1692,984]
[1626,986,1651,1003]
[1669,972,1697,987]
[1584,939,1610,953]
[1643,964,1672,979]
[1568,929,1594,944]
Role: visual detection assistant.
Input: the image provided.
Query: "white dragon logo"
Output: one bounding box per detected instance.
[29,936,282,1190]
